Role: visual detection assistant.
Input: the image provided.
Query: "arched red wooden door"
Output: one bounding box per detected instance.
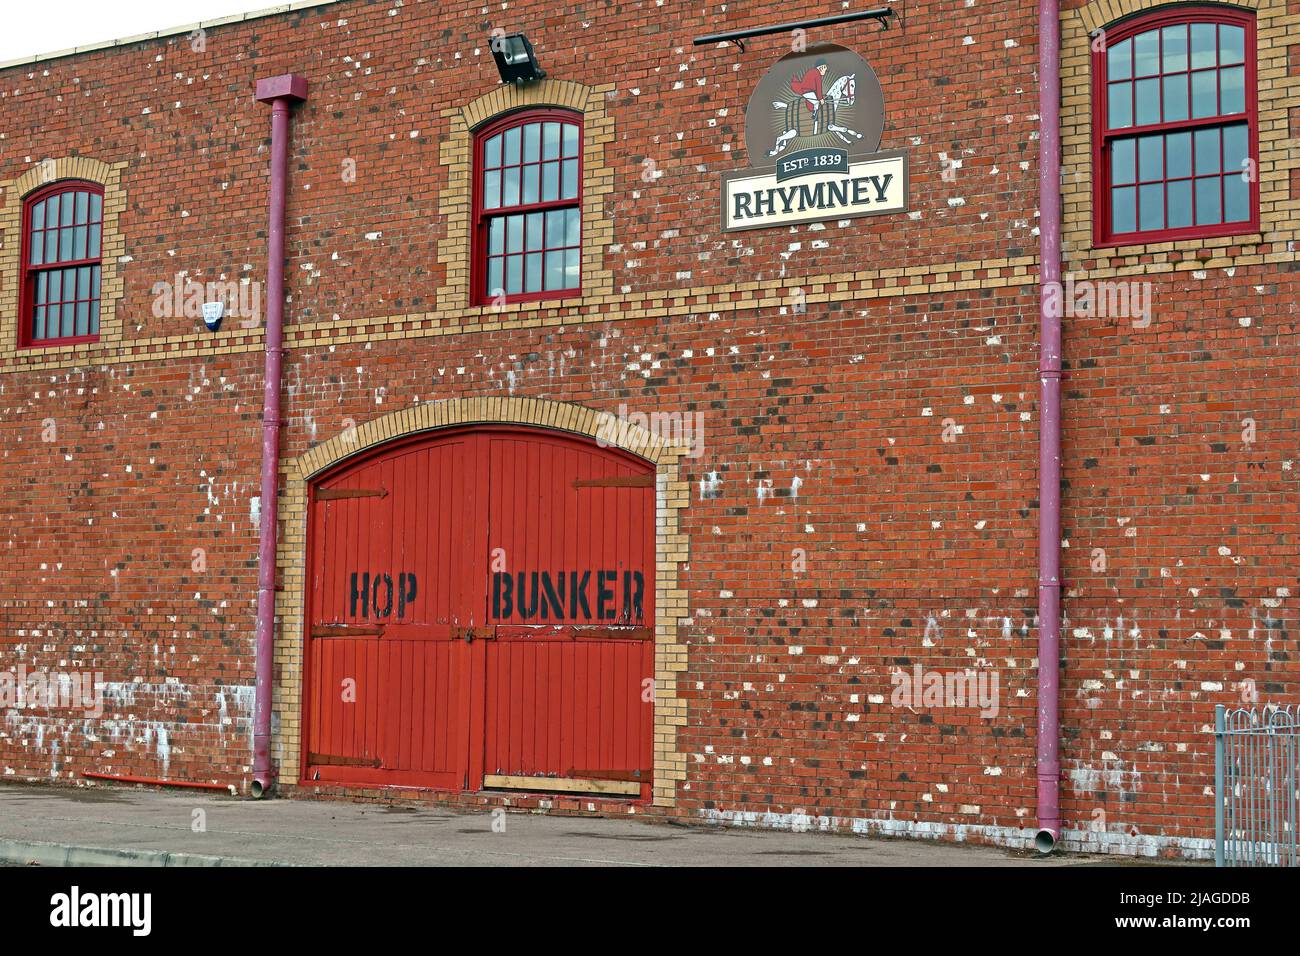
[302,427,655,798]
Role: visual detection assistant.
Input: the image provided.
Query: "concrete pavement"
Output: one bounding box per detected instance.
[0,782,1161,866]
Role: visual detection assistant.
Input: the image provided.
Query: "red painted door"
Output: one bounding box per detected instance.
[303,427,653,797]
[304,435,486,789]
[482,431,655,798]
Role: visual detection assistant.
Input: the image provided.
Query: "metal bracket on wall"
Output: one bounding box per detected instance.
[693,7,896,50]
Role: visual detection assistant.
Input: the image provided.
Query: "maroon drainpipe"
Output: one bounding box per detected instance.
[1036,0,1063,852]
[252,74,308,798]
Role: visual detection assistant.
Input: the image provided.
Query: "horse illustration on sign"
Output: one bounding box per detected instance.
[769,61,864,157]
[745,43,884,164]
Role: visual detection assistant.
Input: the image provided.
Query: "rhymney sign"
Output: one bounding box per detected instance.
[722,42,908,231]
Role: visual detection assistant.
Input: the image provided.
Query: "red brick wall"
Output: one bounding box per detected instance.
[0,0,1294,857]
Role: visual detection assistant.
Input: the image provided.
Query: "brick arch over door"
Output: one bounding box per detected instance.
[275,397,690,805]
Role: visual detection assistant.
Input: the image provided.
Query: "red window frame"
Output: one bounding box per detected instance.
[18,179,105,348]
[1092,6,1258,247]
[470,108,582,306]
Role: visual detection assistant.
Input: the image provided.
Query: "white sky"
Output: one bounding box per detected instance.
[0,1,292,63]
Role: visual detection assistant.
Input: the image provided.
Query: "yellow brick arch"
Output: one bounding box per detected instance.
[458,78,594,131]
[289,396,686,482]
[1077,0,1259,35]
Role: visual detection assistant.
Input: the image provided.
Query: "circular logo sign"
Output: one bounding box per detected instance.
[744,42,885,167]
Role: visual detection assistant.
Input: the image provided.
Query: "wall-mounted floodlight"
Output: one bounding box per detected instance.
[491,33,545,84]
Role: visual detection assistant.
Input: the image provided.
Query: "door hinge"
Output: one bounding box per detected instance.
[316,487,388,500]
[311,624,385,638]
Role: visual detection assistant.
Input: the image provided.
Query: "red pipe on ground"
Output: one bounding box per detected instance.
[83,772,232,792]
[252,74,308,798]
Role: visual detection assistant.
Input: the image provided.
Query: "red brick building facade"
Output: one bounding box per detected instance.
[0,0,1296,858]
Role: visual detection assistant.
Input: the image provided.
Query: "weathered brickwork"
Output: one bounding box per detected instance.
[0,0,1295,857]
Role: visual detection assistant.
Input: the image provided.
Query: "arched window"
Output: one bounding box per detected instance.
[472,109,581,305]
[19,180,104,347]
[1093,6,1257,245]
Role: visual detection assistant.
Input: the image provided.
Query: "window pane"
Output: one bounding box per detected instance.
[565,207,580,247]
[484,169,501,209]
[1223,173,1249,222]
[1108,82,1132,128]
[503,126,521,165]
[73,225,87,261]
[1194,127,1220,175]
[1190,23,1217,69]
[1134,30,1159,76]
[1139,182,1164,230]
[561,159,579,200]
[524,252,543,293]
[1162,75,1188,122]
[88,299,99,335]
[77,265,91,300]
[1219,66,1244,115]
[1138,135,1163,181]
[1107,38,1132,80]
[523,123,541,163]
[541,161,560,202]
[506,254,523,294]
[30,228,44,265]
[91,265,101,300]
[521,164,540,205]
[542,122,561,160]
[31,200,44,232]
[1166,131,1192,179]
[1220,25,1245,65]
[506,214,524,254]
[48,269,62,303]
[46,201,59,228]
[34,305,46,341]
[545,210,566,248]
[544,250,565,290]
[1167,179,1193,228]
[484,134,502,168]
[89,192,102,222]
[1191,70,1217,118]
[502,167,520,206]
[36,272,48,305]
[45,231,58,263]
[562,123,579,158]
[75,191,88,225]
[60,193,74,226]
[525,212,544,252]
[61,302,75,337]
[88,224,101,259]
[488,216,504,254]
[1222,123,1249,176]
[75,300,89,336]
[1134,78,1159,125]
[1195,176,1222,224]
[487,257,504,298]
[1161,25,1188,72]
[60,226,74,261]
[564,249,580,288]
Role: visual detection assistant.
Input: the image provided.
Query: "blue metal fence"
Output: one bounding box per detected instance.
[1214,704,1300,867]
